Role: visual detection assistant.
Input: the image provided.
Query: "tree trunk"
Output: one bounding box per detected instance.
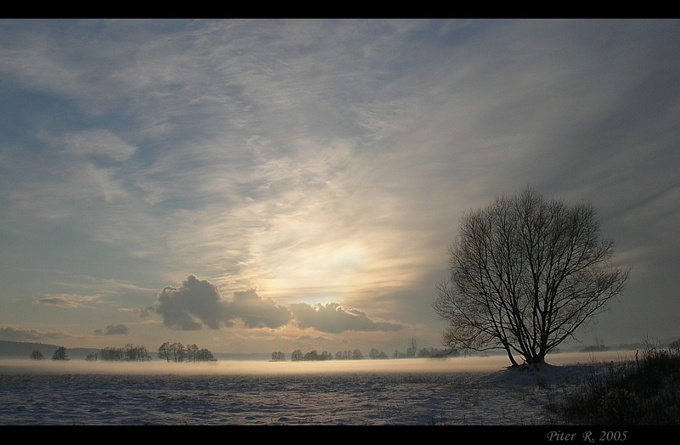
[525,353,545,365]
[505,347,519,367]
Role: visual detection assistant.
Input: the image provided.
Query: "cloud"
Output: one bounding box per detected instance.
[0,325,79,342]
[62,129,137,162]
[228,289,292,329]
[156,275,226,330]
[94,324,130,335]
[136,306,155,319]
[154,275,402,334]
[36,294,99,308]
[155,275,291,330]
[290,302,403,334]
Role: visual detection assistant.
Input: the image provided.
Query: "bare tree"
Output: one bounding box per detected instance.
[30,349,44,360]
[196,348,216,361]
[186,344,199,362]
[51,346,69,361]
[291,349,303,361]
[172,342,186,362]
[434,188,629,366]
[158,342,172,362]
[406,338,418,358]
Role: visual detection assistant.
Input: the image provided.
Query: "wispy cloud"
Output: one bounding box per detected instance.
[36,294,101,308]
[0,325,83,342]
[94,324,130,336]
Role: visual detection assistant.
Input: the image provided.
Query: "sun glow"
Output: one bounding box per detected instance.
[278,243,366,289]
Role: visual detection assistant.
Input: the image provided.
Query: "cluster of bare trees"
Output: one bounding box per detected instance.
[391,338,453,359]
[287,349,371,361]
[86,344,152,362]
[275,349,368,361]
[157,342,216,362]
[31,342,216,363]
[288,349,332,361]
[275,340,455,362]
[271,351,286,361]
[392,346,453,359]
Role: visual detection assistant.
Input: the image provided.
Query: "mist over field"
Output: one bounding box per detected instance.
[0,351,637,376]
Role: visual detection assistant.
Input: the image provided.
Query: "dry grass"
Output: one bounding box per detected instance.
[546,345,680,425]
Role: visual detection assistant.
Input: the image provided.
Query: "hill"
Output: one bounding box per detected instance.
[0,341,100,360]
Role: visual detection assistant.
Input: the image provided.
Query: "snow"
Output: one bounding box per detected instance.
[0,351,636,426]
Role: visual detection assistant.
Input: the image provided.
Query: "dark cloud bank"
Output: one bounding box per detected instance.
[154,275,403,334]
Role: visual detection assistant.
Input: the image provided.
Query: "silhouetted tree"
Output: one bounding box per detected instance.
[158,342,172,362]
[196,348,216,361]
[157,342,213,362]
[51,346,69,361]
[124,344,151,361]
[303,350,319,361]
[172,342,186,362]
[100,347,124,361]
[417,347,431,358]
[406,339,418,358]
[291,349,303,361]
[30,349,44,360]
[369,348,389,359]
[185,344,198,362]
[271,351,286,362]
[434,187,629,366]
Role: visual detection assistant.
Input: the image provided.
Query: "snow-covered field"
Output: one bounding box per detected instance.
[0,351,636,426]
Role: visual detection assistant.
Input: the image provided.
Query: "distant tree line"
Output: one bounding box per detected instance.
[31,339,457,364]
[393,346,455,359]
[579,338,610,353]
[86,344,153,362]
[157,341,216,362]
[283,349,364,361]
[393,338,456,359]
[273,339,458,362]
[83,342,216,362]
[580,344,610,353]
[271,349,375,362]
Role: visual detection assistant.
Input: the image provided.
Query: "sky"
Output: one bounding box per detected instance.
[0,19,678,357]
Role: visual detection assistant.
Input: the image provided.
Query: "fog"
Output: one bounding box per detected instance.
[0,351,637,376]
